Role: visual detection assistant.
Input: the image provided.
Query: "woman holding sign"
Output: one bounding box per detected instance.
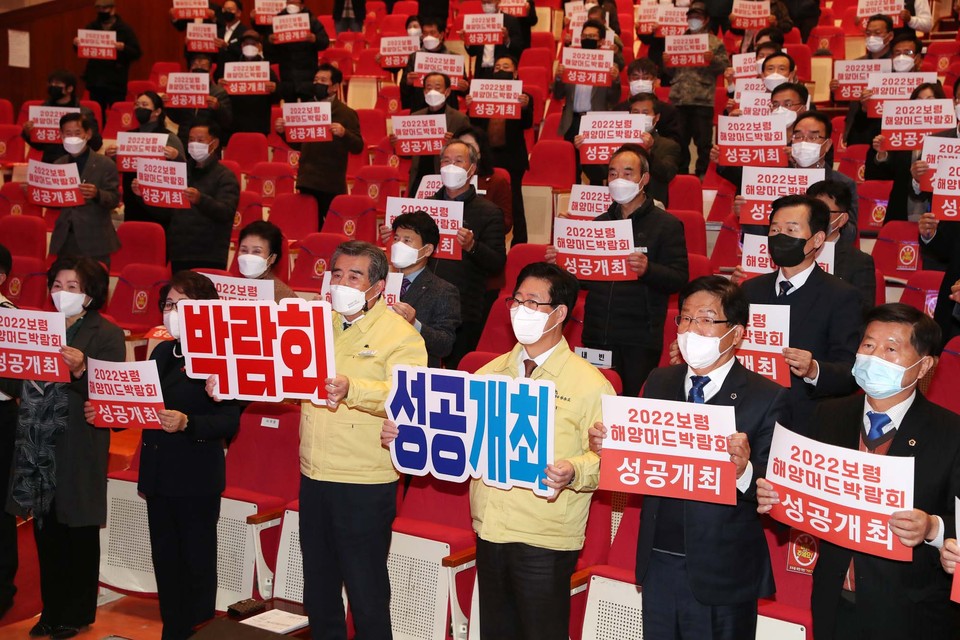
[7,257,124,640]
[237,220,297,302]
[84,271,241,640]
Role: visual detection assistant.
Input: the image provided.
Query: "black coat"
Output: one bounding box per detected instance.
[401,268,462,367]
[23,99,103,164]
[469,92,534,174]
[834,240,877,317]
[79,15,142,92]
[921,219,960,350]
[465,13,526,79]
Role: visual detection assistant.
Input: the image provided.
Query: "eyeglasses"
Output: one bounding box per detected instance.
[791,132,826,142]
[770,102,802,110]
[674,315,731,328]
[505,297,556,312]
[161,301,180,312]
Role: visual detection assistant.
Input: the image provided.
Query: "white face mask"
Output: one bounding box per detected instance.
[763,73,788,92]
[330,283,375,316]
[510,305,558,345]
[237,254,270,278]
[188,141,211,163]
[242,44,260,58]
[424,89,446,108]
[52,290,87,317]
[62,136,86,155]
[407,26,422,37]
[390,242,422,269]
[440,164,470,189]
[482,2,497,13]
[422,35,440,50]
[608,178,641,204]
[892,54,915,72]
[865,35,886,53]
[629,79,654,96]
[286,3,301,13]
[163,309,181,340]
[791,141,822,167]
[687,18,704,31]
[771,105,798,125]
[677,327,734,370]
[852,353,922,399]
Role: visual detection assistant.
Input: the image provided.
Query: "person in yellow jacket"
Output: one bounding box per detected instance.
[300,240,427,639]
[383,261,613,640]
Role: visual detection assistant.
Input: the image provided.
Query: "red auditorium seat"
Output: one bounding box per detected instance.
[288,232,350,292]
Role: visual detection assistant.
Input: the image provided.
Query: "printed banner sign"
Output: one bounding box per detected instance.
[180,299,336,404]
[387,365,556,497]
[137,158,189,209]
[500,0,529,17]
[203,273,275,301]
[272,13,311,43]
[77,29,117,60]
[655,5,688,36]
[254,0,286,24]
[856,0,904,27]
[554,218,635,281]
[172,0,209,19]
[385,196,464,260]
[734,77,767,103]
[0,308,69,382]
[26,159,83,208]
[636,2,658,35]
[741,167,824,224]
[88,358,164,429]
[919,136,960,192]
[599,396,738,505]
[27,106,80,144]
[736,304,791,387]
[468,79,523,119]
[560,47,614,87]
[731,0,771,29]
[412,52,465,87]
[391,114,446,156]
[186,23,217,53]
[766,424,914,561]
[732,52,758,79]
[865,72,937,118]
[833,59,891,101]
[664,34,710,68]
[283,102,332,142]
[462,13,504,46]
[116,132,167,173]
[566,184,612,220]
[223,61,271,95]
[415,174,479,198]
[741,232,776,276]
[931,161,960,221]
[379,36,419,68]
[577,112,649,165]
[880,99,954,151]
[737,90,776,117]
[717,115,788,167]
[165,72,210,109]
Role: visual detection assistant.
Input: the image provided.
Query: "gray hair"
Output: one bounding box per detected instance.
[330,240,389,284]
[442,138,479,167]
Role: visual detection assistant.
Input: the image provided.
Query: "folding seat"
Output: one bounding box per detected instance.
[875,268,886,305]
[837,144,868,183]
[366,0,387,20]
[658,305,679,367]
[871,220,922,280]
[666,208,707,256]
[246,161,296,204]
[380,14,411,35]
[0,255,48,310]
[756,521,813,639]
[519,47,555,73]
[124,80,160,103]
[392,0,419,15]
[372,136,412,188]
[0,125,25,168]
[16,100,42,126]
[476,294,516,354]
[523,140,577,243]
[376,84,406,117]
[784,43,812,82]
[0,214,46,260]
[353,164,402,214]
[319,48,355,83]
[807,25,845,59]
[219,159,244,187]
[105,263,171,335]
[232,190,265,246]
[456,351,502,374]
[928,336,960,414]
[518,66,551,98]
[538,113,562,142]
[102,101,137,140]
[922,41,960,75]
[0,182,41,220]
[353,49,393,82]
[223,132,270,175]
[112,221,166,277]
[530,31,556,51]
[287,232,350,293]
[503,243,549,292]
[356,108,388,151]
[267,105,298,167]
[856,180,893,235]
[667,175,704,216]
[268,193,319,246]
[709,212,742,274]
[703,164,736,223]
[900,270,945,317]
[322,194,379,242]
[0,98,13,125]
[335,31,366,53]
[148,61,183,89]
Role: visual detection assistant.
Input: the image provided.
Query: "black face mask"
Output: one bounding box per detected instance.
[491,70,514,80]
[98,10,112,22]
[580,38,599,50]
[768,233,812,268]
[222,10,236,22]
[134,107,153,125]
[314,83,330,100]
[191,67,209,75]
[47,85,65,101]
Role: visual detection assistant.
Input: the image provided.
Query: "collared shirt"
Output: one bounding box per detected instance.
[482,44,495,67]
[774,260,816,296]
[517,341,562,376]
[405,266,426,283]
[573,84,592,113]
[683,357,754,493]
[223,21,239,44]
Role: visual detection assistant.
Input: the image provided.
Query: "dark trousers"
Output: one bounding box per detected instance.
[445,320,484,371]
[563,112,606,186]
[147,494,221,640]
[676,105,714,177]
[583,343,660,397]
[0,401,18,614]
[298,186,337,231]
[475,538,578,640]
[57,230,110,268]
[831,588,959,640]
[299,476,396,640]
[87,86,125,115]
[33,508,100,628]
[643,551,758,640]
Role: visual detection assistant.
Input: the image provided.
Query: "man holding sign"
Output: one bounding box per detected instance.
[75,0,142,112]
[757,304,960,639]
[21,70,103,164]
[590,276,788,639]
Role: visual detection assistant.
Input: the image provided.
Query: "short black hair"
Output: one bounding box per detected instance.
[239,220,285,271]
[807,179,852,213]
[628,92,662,114]
[188,115,221,140]
[911,82,946,100]
[392,210,440,249]
[59,112,91,131]
[317,62,344,85]
[755,27,784,47]
[189,52,214,66]
[891,33,922,55]
[755,42,781,58]
[137,91,166,119]
[423,71,451,89]
[419,15,443,31]
[405,15,420,28]
[794,111,832,137]
[864,303,942,357]
[159,271,219,311]
[47,69,78,89]
[866,13,894,32]
[513,262,579,326]
[47,256,109,311]
[610,143,650,174]
[678,275,750,328]
[627,58,659,77]
[771,81,809,104]
[0,244,11,278]
[494,53,519,68]
[581,18,607,40]
[763,52,795,72]
[331,240,389,284]
[770,194,831,236]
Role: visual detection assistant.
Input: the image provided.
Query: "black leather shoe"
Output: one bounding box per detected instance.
[50,626,81,640]
[28,621,53,637]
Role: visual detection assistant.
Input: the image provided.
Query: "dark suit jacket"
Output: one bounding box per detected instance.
[834,240,876,317]
[291,99,364,195]
[636,361,785,604]
[647,133,682,208]
[402,268,462,367]
[808,393,960,639]
[554,72,623,138]
[470,91,534,174]
[740,266,861,432]
[465,13,525,79]
[215,20,249,70]
[49,151,121,259]
[138,341,241,497]
[922,217,960,350]
[614,98,683,147]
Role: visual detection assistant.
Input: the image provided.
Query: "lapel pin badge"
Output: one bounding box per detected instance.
[908,439,916,447]
[730,393,737,400]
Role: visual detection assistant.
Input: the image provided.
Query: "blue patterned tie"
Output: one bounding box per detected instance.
[778,281,794,297]
[688,376,710,404]
[865,411,892,447]
[400,277,411,298]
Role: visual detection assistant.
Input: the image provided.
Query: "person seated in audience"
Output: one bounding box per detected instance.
[387,211,461,367]
[75,0,142,113]
[463,0,525,80]
[394,72,469,196]
[554,18,623,185]
[8,257,125,640]
[48,113,120,267]
[164,53,233,148]
[262,0,331,102]
[132,118,239,273]
[918,208,960,351]
[0,245,18,621]
[236,220,298,302]
[103,91,184,226]
[21,70,103,164]
[382,262,614,640]
[545,143,689,396]
[274,64,363,229]
[614,58,682,146]
[465,54,533,243]
[400,16,468,112]
[867,81,947,223]
[214,30,280,136]
[454,126,512,231]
